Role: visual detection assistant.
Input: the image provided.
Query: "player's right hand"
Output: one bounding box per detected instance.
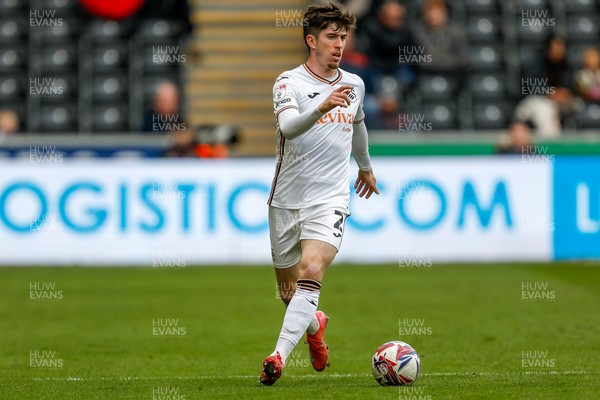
[317,85,353,113]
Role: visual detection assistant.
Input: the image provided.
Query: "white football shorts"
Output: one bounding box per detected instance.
[268,203,350,269]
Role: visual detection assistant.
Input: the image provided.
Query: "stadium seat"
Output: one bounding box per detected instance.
[564,0,597,12]
[92,43,128,71]
[0,46,26,70]
[418,73,461,100]
[0,16,26,41]
[0,76,23,99]
[421,102,459,130]
[466,15,501,42]
[467,73,506,99]
[464,0,499,14]
[88,19,130,41]
[472,101,510,129]
[139,20,181,40]
[40,44,77,71]
[40,104,77,132]
[32,0,78,10]
[31,16,79,42]
[578,103,600,129]
[566,15,600,40]
[0,0,26,11]
[518,0,548,9]
[468,44,503,70]
[50,76,78,99]
[517,18,553,43]
[518,43,544,71]
[92,105,128,131]
[92,75,127,102]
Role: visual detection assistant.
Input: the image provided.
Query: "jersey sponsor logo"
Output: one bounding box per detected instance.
[274,84,287,101]
[275,98,291,107]
[316,109,355,125]
[307,92,320,98]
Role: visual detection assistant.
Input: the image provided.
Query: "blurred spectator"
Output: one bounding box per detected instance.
[514,96,561,138]
[339,32,380,129]
[0,109,19,142]
[411,0,467,74]
[521,36,579,132]
[496,122,533,155]
[574,48,600,104]
[362,0,417,90]
[369,94,404,131]
[142,82,184,132]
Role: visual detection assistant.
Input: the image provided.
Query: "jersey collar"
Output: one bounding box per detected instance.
[302,63,343,85]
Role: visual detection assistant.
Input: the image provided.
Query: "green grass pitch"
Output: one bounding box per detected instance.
[1,263,599,399]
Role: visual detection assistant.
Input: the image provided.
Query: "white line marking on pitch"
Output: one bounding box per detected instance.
[5,370,587,381]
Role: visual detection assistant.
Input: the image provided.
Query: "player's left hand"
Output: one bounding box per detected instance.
[354,169,380,199]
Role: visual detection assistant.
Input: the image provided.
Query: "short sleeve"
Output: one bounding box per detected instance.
[273,74,300,118]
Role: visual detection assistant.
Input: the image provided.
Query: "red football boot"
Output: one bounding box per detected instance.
[259,351,285,386]
[306,311,330,371]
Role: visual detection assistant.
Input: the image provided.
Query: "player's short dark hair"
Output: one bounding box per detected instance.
[303,3,356,52]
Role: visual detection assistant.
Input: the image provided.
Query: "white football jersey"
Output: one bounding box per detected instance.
[267,64,365,209]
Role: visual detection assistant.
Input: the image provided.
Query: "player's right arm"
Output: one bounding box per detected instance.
[273,75,353,140]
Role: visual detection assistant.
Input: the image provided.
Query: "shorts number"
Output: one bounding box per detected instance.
[333,210,347,238]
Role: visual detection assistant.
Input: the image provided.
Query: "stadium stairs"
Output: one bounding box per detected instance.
[189,0,307,156]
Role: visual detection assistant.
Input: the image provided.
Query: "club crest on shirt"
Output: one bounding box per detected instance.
[274,84,287,101]
[345,88,357,103]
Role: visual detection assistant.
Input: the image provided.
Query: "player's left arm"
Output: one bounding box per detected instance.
[352,102,380,199]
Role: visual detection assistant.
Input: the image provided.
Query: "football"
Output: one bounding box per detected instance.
[371,341,420,386]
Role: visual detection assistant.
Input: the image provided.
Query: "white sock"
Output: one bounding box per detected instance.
[272,279,321,363]
[307,316,320,336]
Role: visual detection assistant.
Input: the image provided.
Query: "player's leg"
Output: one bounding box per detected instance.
[271,205,348,368]
[270,239,336,365]
[261,206,301,386]
[274,264,298,306]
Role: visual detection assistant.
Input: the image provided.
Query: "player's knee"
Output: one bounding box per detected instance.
[298,256,325,281]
